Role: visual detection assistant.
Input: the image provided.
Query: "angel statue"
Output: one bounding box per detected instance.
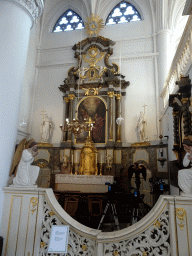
[9,139,40,186]
[40,115,53,143]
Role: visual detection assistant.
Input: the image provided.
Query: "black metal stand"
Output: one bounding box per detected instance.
[97,196,120,230]
[130,193,151,225]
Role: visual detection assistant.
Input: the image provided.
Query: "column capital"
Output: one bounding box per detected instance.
[181,98,189,104]
[107,91,114,98]
[68,94,76,100]
[8,0,44,28]
[115,94,122,100]
[64,97,70,103]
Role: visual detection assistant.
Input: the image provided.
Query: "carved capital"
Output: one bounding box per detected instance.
[64,97,70,103]
[172,111,178,116]
[115,94,122,100]
[107,91,114,98]
[181,98,189,104]
[68,94,76,100]
[8,0,44,28]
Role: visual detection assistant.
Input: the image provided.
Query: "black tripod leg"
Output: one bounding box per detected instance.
[111,204,120,230]
[97,202,109,230]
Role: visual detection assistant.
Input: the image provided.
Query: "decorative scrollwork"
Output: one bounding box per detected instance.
[103,206,170,256]
[39,198,96,256]
[176,208,186,230]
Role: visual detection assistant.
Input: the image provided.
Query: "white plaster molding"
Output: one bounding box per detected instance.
[36,62,76,69]
[36,52,158,69]
[160,16,192,110]
[156,29,172,37]
[37,34,153,53]
[5,0,44,28]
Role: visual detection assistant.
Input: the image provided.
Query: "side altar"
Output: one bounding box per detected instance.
[55,174,113,193]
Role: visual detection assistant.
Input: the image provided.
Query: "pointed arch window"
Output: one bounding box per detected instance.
[106,1,141,25]
[53,9,84,32]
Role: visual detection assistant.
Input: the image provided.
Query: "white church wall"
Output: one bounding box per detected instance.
[122,58,157,143]
[30,67,66,146]
[16,19,41,144]
[30,0,157,145]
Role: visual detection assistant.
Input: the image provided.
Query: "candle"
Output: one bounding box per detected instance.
[96,154,97,164]
[101,155,102,165]
[72,154,73,165]
[76,153,77,163]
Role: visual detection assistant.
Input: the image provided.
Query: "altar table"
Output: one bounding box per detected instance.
[55,174,114,193]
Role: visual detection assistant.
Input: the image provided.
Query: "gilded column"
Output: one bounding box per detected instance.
[115,94,122,142]
[107,91,114,142]
[67,94,76,141]
[63,97,69,141]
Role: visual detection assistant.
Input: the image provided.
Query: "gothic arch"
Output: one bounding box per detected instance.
[42,0,88,34]
[98,0,145,26]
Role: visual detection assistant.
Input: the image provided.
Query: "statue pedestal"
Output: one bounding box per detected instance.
[55,174,114,193]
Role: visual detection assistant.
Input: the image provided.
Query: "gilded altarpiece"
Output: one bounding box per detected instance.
[59,36,130,149]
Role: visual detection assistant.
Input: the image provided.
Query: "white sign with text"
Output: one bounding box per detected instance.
[48,225,69,253]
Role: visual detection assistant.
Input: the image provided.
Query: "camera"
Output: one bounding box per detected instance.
[105,182,115,193]
[149,178,169,195]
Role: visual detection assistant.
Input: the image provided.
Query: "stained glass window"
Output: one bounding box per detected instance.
[53,9,84,32]
[106,1,141,25]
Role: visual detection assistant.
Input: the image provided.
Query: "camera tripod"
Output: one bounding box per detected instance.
[130,191,151,225]
[97,195,120,230]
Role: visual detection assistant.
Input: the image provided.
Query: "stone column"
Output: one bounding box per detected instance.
[0,0,43,226]
[63,97,70,142]
[155,0,171,92]
[67,94,76,141]
[115,94,122,142]
[107,91,114,142]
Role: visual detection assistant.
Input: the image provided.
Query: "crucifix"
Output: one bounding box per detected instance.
[142,104,148,115]
[85,117,95,137]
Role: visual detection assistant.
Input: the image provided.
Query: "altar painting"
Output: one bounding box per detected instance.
[76,96,106,144]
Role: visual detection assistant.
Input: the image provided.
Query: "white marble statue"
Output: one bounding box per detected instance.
[137,111,146,142]
[40,115,53,143]
[13,142,40,186]
[178,140,192,196]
